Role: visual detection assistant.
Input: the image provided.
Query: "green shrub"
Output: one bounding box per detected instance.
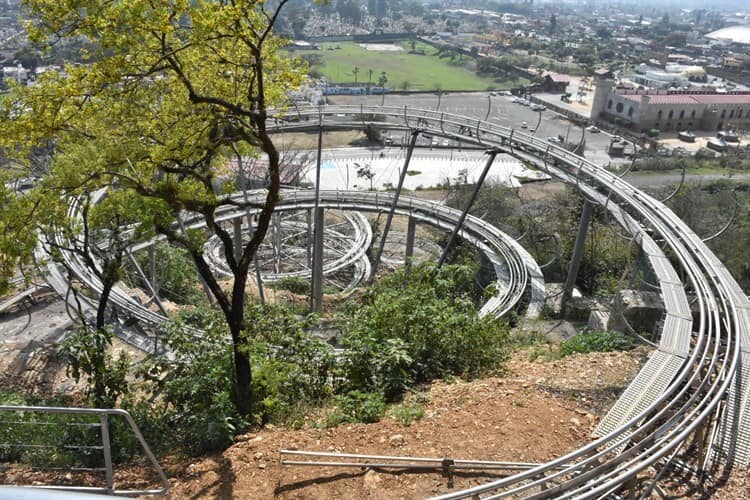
[325,391,386,427]
[129,303,337,455]
[389,401,425,426]
[339,262,509,400]
[560,329,638,356]
[272,276,311,295]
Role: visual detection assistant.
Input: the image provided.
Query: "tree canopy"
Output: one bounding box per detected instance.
[0,0,309,414]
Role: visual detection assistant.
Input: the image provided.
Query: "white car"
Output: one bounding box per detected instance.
[586,125,601,133]
[521,122,528,129]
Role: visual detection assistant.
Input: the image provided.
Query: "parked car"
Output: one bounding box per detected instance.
[586,125,601,133]
[678,131,696,143]
[547,136,560,143]
[521,121,528,129]
[717,131,740,143]
[531,104,546,111]
[707,138,728,152]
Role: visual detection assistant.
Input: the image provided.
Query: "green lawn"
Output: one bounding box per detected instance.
[293,41,525,92]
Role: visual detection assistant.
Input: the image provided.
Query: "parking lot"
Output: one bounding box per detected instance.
[328,92,628,168]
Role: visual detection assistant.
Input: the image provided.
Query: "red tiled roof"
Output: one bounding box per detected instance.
[623,94,750,105]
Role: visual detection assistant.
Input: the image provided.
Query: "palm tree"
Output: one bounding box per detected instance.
[378,71,387,91]
[378,71,388,105]
[367,68,373,94]
[353,66,359,84]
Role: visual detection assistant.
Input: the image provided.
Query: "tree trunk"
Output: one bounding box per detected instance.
[230,320,253,416]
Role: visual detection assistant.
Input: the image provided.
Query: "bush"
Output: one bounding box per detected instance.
[560,329,638,356]
[339,262,509,400]
[129,304,337,455]
[389,401,425,426]
[272,276,311,295]
[325,391,386,427]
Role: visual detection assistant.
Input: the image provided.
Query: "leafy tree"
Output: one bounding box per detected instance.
[0,0,309,417]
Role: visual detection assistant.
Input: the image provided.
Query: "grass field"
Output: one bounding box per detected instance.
[294,41,525,92]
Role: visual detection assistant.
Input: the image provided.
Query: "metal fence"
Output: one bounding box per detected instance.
[0,405,168,496]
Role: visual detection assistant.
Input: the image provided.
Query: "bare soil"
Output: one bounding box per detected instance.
[164,348,654,499]
[160,347,748,499]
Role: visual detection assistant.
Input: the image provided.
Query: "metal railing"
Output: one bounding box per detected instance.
[0,405,169,496]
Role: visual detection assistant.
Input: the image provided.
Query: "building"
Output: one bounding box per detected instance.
[591,79,750,133]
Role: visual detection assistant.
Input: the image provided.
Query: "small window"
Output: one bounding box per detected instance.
[739,110,744,119]
[608,99,612,109]
[628,106,633,117]
[657,110,663,120]
[730,109,735,119]
[616,102,624,113]
[691,110,696,118]
[721,109,726,118]
[668,110,674,119]
[679,110,685,119]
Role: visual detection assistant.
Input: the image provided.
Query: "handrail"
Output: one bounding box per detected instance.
[0,405,169,496]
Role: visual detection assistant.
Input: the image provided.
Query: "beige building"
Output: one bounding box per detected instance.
[592,79,750,133]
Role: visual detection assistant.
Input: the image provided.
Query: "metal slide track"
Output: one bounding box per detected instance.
[36,104,750,497]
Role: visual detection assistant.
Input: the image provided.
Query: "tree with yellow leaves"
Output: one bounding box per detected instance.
[0,0,309,415]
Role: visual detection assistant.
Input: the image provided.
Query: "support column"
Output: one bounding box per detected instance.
[438,149,500,267]
[404,216,417,266]
[243,213,265,305]
[126,251,168,316]
[371,130,420,279]
[233,217,243,264]
[311,123,324,312]
[272,212,281,274]
[149,246,157,296]
[561,199,594,315]
[311,208,325,312]
[306,208,312,268]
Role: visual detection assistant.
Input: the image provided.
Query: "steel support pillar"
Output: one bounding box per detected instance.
[272,212,282,274]
[233,217,243,264]
[371,130,420,279]
[438,149,500,267]
[148,246,157,296]
[311,208,325,312]
[311,123,325,312]
[561,199,594,315]
[126,251,168,317]
[405,216,417,266]
[306,208,312,268]
[247,214,266,305]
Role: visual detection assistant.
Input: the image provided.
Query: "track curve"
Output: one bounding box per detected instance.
[38,104,750,497]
